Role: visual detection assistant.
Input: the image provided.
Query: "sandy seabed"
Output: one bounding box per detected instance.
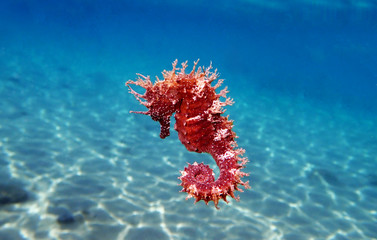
[0,48,376,240]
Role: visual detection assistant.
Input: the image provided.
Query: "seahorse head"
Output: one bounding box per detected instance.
[126,73,181,139]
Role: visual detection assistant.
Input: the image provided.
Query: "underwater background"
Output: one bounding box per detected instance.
[1,0,376,239]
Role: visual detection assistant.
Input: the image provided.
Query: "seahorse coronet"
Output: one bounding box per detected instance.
[126,60,250,209]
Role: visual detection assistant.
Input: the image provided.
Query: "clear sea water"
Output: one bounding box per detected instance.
[1,0,376,239]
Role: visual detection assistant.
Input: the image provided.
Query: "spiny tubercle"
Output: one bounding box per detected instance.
[126,60,249,209]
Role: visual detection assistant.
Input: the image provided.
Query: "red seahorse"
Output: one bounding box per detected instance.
[126,60,250,209]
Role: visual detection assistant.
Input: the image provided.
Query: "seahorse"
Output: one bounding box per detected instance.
[126,60,250,209]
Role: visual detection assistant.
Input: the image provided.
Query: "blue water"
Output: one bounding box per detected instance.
[1,0,376,239]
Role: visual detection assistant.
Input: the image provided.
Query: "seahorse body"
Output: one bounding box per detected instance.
[126,60,249,209]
